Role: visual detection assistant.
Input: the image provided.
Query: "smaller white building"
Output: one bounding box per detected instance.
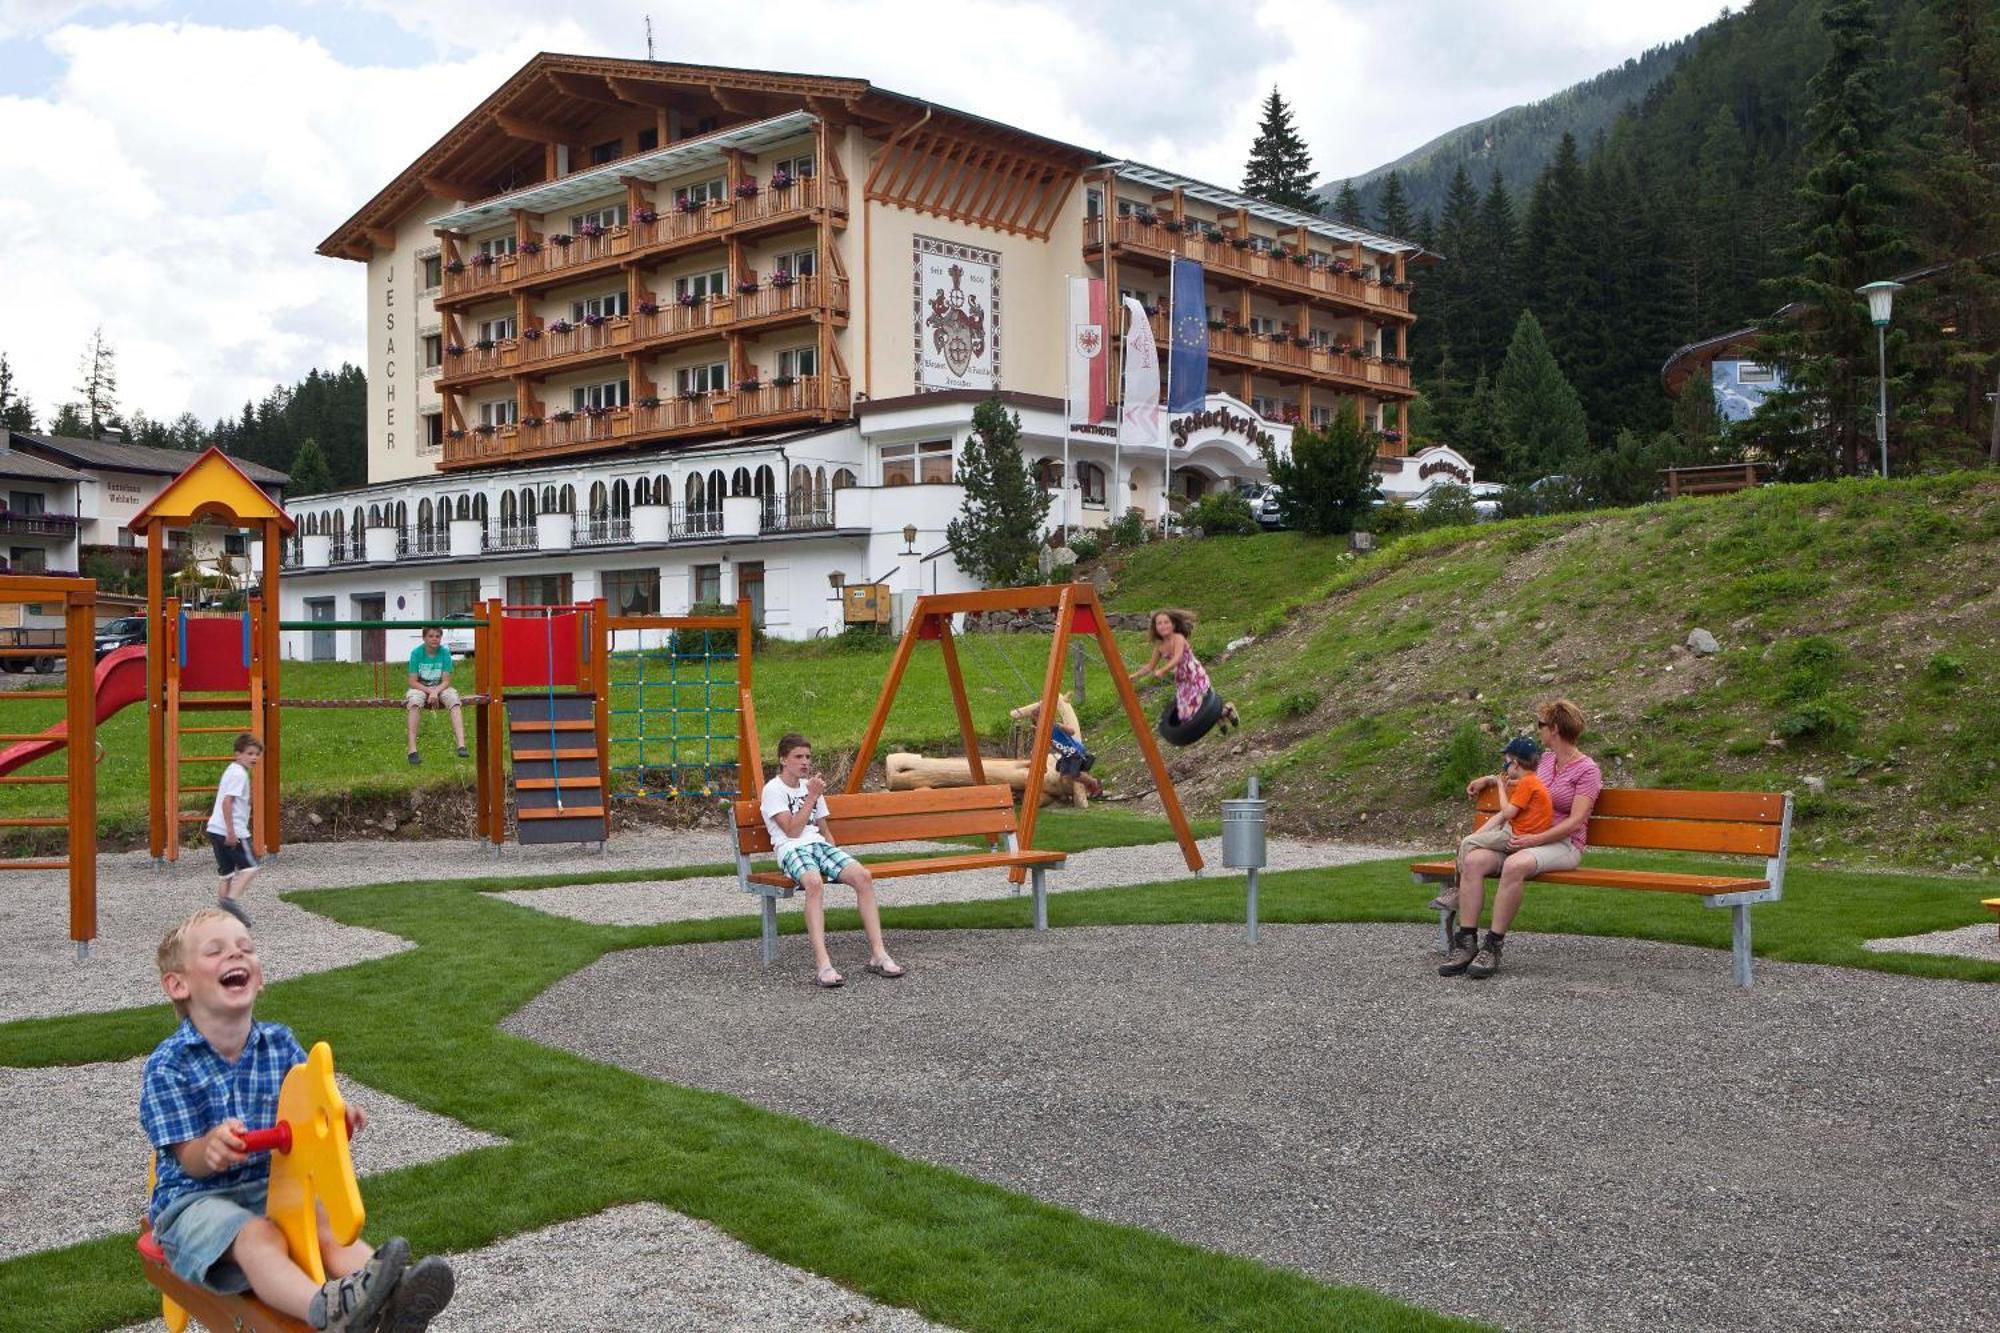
[0,441,86,577]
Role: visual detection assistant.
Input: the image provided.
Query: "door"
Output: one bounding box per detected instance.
[307,598,335,662]
[353,595,386,663]
[736,561,764,628]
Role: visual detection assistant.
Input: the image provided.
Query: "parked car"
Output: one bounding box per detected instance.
[1382,481,1507,522]
[440,613,478,656]
[1254,484,1287,530]
[94,615,147,659]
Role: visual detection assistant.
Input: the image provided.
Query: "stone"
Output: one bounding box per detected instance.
[381,815,399,834]
[1226,634,1256,654]
[1686,628,1719,655]
[307,812,323,827]
[1804,775,1827,796]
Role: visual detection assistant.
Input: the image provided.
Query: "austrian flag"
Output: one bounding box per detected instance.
[1066,277,1108,426]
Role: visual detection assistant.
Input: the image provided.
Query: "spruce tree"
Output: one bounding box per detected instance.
[74,327,119,438]
[1258,412,1380,535]
[1241,89,1324,213]
[288,437,334,495]
[946,395,1052,587]
[0,352,35,432]
[1457,369,1504,477]
[1374,170,1414,239]
[1332,179,1365,227]
[1471,172,1520,376]
[1493,310,1590,480]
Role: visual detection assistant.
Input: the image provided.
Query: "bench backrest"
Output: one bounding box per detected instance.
[734,783,1021,856]
[1475,786,1791,888]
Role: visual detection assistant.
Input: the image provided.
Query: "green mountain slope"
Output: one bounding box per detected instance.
[1096,476,2000,873]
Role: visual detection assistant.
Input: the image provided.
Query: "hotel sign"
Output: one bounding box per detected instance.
[381,262,398,453]
[1169,400,1275,452]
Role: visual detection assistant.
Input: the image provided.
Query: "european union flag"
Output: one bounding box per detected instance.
[1167,258,1208,413]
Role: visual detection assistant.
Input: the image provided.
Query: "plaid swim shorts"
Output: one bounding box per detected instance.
[778,842,858,887]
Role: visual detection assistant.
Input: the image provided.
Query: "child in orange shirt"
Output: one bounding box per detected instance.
[1430,737,1554,917]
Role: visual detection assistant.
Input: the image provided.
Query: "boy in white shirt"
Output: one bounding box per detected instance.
[206,734,261,927]
[760,733,904,989]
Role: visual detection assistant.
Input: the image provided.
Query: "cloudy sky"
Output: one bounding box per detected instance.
[0,0,1722,428]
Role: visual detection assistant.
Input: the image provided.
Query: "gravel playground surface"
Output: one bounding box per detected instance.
[1863,920,2000,961]
[512,923,2000,1333]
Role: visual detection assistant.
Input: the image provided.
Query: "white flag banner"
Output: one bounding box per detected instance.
[1119,296,1160,449]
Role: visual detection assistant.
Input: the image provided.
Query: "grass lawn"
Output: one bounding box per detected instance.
[0,835,1991,1331]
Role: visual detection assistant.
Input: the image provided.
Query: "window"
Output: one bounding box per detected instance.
[736,560,764,627]
[431,579,480,619]
[10,546,46,572]
[1247,235,1273,254]
[677,362,729,395]
[1117,199,1134,216]
[419,255,442,289]
[477,315,516,342]
[9,491,45,516]
[1251,395,1283,419]
[675,269,728,302]
[570,379,631,411]
[1249,316,1279,338]
[776,345,817,379]
[1077,462,1107,507]
[477,235,516,261]
[223,534,248,556]
[1034,458,1063,491]
[602,568,660,616]
[421,333,442,370]
[422,412,444,453]
[881,439,953,486]
[1310,405,1333,428]
[1737,362,1775,384]
[774,247,816,279]
[506,573,572,607]
[693,563,722,606]
[832,468,856,490]
[589,139,621,166]
[478,399,518,428]
[1086,188,1103,218]
[673,177,727,209]
[637,127,658,152]
[570,291,630,321]
[570,203,627,232]
[773,152,815,180]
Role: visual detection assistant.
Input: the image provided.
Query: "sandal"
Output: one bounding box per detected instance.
[864,959,907,979]
[815,966,845,989]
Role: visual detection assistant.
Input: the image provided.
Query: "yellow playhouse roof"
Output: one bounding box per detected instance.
[126,446,295,534]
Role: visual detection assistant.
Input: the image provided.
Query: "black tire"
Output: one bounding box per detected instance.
[1157,687,1224,747]
[1,660,24,674]
[31,657,55,675]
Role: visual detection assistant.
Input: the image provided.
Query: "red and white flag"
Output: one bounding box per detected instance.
[1066,277,1107,427]
[1119,296,1160,448]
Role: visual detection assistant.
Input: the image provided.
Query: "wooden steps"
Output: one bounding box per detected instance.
[504,693,608,845]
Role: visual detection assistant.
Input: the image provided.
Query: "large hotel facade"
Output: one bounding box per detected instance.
[292,55,1449,650]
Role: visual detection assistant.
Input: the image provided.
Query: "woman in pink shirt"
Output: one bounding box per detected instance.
[1441,698,1603,979]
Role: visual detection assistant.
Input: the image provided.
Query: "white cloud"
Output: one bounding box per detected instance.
[0,1,1722,426]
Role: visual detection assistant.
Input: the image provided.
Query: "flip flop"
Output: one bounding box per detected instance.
[815,967,845,989]
[864,961,906,979]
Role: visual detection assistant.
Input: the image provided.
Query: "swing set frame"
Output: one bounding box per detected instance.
[846,581,1203,878]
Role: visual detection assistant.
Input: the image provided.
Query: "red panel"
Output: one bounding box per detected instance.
[502,609,581,689]
[916,614,943,640]
[182,616,250,693]
[1071,606,1099,633]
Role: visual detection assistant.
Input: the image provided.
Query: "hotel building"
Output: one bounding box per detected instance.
[295,54,1450,651]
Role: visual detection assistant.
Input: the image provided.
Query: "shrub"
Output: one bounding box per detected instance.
[1276,689,1320,720]
[1366,499,1422,540]
[1432,721,1490,800]
[1418,483,1478,529]
[1259,412,1381,535]
[1183,490,1259,536]
[1105,508,1150,548]
[1922,651,1966,682]
[1067,532,1103,563]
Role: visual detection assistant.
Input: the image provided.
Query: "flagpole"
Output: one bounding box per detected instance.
[1062,271,1074,541]
[1113,299,1124,522]
[1164,256,1174,534]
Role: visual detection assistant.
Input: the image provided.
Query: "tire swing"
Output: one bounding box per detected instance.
[1157,687,1224,747]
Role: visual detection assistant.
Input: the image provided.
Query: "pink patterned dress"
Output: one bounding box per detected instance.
[1172,639,1213,723]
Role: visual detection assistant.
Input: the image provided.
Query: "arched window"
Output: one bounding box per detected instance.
[473,494,488,523]
[631,477,649,507]
[790,463,810,494]
[833,468,857,490]
[589,481,609,521]
[1034,458,1063,491]
[417,499,433,533]
[1077,462,1107,507]
[560,484,575,515]
[541,484,558,512]
[501,492,518,527]
[612,479,630,517]
[706,470,726,511]
[655,472,669,506]
[394,501,407,529]
[367,503,382,527]
[351,506,365,539]
[684,472,703,508]
[731,467,751,497]
[814,466,828,504]
[521,487,538,522]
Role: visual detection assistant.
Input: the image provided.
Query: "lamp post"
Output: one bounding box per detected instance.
[1857,280,1903,479]
[901,524,918,556]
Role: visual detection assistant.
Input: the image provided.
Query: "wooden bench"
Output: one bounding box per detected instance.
[731,784,1069,964]
[1410,787,1793,987]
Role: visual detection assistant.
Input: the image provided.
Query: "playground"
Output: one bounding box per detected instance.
[0,451,1994,1332]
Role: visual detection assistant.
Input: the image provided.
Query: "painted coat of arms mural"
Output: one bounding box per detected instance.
[914,236,1000,391]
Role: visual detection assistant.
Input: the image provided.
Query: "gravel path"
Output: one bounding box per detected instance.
[0,1063,502,1261]
[1863,921,2000,961]
[509,923,2000,1333]
[492,836,1415,927]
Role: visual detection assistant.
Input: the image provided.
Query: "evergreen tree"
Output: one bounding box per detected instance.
[288,437,334,496]
[1457,369,1504,477]
[50,403,89,437]
[74,327,119,437]
[1471,171,1521,376]
[1493,310,1590,480]
[1761,0,1912,478]
[1690,104,1753,332]
[1258,412,1381,535]
[1332,179,1365,227]
[1241,89,1324,213]
[946,395,1051,586]
[1373,170,1414,239]
[0,353,34,432]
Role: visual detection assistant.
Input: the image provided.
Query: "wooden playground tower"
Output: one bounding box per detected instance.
[848,581,1204,875]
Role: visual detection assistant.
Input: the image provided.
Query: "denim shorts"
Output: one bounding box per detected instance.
[154,1178,268,1293]
[210,833,257,877]
[778,842,857,888]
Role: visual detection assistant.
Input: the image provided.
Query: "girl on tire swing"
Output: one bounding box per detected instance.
[1134,609,1238,745]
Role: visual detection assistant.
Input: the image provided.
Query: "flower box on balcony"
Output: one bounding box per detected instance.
[521,327,542,341]
[634,207,659,224]
[735,180,760,199]
[737,378,762,392]
[772,375,798,388]
[582,313,608,328]
[473,424,496,436]
[1229,324,1249,336]
[637,395,662,408]
[549,233,574,247]
[550,410,576,423]
[474,339,496,352]
[770,271,795,289]
[676,198,699,214]
[1206,319,1225,331]
[470,252,494,268]
[547,319,574,335]
[1230,236,1251,249]
[520,240,542,255]
[1291,253,1312,265]
[1292,335,1313,347]
[578,222,605,239]
[770,171,795,191]
[737,279,760,294]
[1133,210,1157,226]
[445,343,465,357]
[444,259,465,274]
[637,300,660,315]
[677,293,701,307]
[1160,219,1183,233]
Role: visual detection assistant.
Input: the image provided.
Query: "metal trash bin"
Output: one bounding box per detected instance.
[1220,775,1268,940]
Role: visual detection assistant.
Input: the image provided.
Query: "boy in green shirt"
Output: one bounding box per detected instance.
[404,626,467,764]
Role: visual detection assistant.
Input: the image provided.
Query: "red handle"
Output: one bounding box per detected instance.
[238,1122,292,1155]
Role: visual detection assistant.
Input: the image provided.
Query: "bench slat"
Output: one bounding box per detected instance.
[824,809,1019,847]
[1477,786,1787,824]
[1574,817,1781,856]
[747,849,1068,887]
[1410,859,1768,895]
[734,784,1023,854]
[733,783,1015,827]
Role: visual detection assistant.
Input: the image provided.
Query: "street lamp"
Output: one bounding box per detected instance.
[1857,280,1903,479]
[901,523,918,555]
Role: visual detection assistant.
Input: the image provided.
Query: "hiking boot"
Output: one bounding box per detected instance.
[1427,885,1460,914]
[1438,931,1480,977]
[376,1255,455,1332]
[309,1235,407,1332]
[1466,933,1504,980]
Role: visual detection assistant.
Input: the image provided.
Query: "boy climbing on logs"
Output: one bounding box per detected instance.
[141,907,456,1330]
[762,733,906,989]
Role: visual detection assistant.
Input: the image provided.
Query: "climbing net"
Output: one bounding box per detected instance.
[605,622,743,801]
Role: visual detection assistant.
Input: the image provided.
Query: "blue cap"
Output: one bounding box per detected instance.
[1501,737,1541,766]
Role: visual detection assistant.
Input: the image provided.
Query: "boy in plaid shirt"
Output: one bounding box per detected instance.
[141,907,455,1331]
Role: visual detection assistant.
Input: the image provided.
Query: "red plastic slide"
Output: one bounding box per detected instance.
[0,644,148,778]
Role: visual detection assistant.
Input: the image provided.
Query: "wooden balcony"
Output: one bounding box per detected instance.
[439,176,846,304]
[438,275,848,389]
[1147,314,1415,395]
[1087,214,1413,318]
[440,374,853,470]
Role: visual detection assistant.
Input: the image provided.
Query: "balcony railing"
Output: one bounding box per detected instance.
[764,499,834,533]
[441,374,851,469]
[1146,314,1413,393]
[492,523,537,551]
[440,176,845,302]
[1087,214,1413,315]
[575,517,632,546]
[666,503,725,542]
[0,513,79,537]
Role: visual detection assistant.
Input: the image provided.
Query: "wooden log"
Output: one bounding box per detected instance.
[885,752,1086,808]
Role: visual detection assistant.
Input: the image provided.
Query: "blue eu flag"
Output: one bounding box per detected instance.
[1167,258,1208,413]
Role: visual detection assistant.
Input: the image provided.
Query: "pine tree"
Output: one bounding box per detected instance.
[288,438,334,496]
[1258,412,1380,535]
[1691,104,1753,331]
[1761,0,1912,477]
[74,327,119,438]
[1332,180,1365,227]
[0,352,35,432]
[1241,88,1324,214]
[1470,172,1521,377]
[1457,369,1504,477]
[50,403,89,437]
[1374,170,1414,239]
[946,395,1052,586]
[1493,310,1590,480]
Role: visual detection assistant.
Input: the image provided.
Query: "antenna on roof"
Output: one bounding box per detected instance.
[645,14,654,61]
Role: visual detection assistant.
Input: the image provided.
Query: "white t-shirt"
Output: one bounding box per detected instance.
[760,775,830,857]
[207,761,252,838]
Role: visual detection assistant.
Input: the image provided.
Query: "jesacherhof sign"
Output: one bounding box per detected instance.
[1418,457,1471,483]
[1169,403,1275,452]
